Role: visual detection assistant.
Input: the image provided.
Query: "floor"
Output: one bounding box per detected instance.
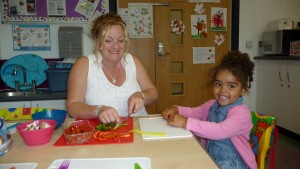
[265,129,300,169]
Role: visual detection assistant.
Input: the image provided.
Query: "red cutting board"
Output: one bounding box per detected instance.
[54,117,134,146]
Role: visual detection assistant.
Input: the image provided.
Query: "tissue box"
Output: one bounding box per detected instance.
[290,41,300,56]
[45,68,70,92]
[266,18,293,31]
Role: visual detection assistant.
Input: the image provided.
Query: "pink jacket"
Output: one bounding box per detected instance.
[178,99,257,169]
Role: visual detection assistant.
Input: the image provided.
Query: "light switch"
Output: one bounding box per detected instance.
[246,41,253,49]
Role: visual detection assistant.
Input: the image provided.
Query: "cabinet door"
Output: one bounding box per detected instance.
[255,60,285,126]
[31,100,66,110]
[283,61,300,134]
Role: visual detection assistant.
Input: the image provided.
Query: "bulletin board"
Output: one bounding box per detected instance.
[1,0,110,23]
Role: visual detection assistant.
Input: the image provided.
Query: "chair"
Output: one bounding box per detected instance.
[250,111,278,169]
[257,123,274,169]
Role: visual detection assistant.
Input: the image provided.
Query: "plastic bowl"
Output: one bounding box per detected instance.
[62,120,94,144]
[16,120,56,146]
[32,109,67,129]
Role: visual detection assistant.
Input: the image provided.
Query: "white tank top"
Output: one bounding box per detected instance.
[85,53,147,116]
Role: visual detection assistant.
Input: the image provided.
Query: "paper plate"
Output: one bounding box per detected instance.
[0,162,37,169]
[0,54,48,89]
[47,158,151,169]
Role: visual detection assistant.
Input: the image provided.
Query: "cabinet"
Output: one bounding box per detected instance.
[31,100,66,110]
[0,100,66,110]
[256,59,300,135]
[0,101,32,108]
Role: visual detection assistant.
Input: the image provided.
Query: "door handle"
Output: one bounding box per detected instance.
[157,41,170,56]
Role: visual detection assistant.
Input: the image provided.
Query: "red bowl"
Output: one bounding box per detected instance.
[16,120,56,146]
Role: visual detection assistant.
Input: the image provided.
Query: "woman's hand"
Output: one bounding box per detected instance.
[98,106,122,124]
[127,92,145,115]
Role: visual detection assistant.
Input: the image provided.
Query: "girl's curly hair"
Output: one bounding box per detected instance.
[211,51,255,92]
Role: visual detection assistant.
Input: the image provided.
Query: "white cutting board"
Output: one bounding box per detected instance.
[139,117,193,140]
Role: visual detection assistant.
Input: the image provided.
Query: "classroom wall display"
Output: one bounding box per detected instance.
[1,0,110,23]
[12,24,51,51]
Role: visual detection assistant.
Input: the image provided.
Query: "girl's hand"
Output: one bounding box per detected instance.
[167,114,187,128]
[161,106,178,120]
[98,106,122,124]
[128,92,145,115]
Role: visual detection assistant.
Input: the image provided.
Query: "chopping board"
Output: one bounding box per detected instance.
[139,117,193,140]
[54,118,134,146]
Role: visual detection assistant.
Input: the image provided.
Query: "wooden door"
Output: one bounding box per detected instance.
[119,0,231,114]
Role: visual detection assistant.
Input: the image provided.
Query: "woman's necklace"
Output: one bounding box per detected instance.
[102,63,119,84]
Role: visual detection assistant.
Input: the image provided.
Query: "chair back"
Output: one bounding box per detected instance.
[250,111,278,169]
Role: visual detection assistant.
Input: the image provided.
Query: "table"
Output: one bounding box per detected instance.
[1,116,219,169]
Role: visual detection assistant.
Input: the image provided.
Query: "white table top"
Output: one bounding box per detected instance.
[1,116,219,169]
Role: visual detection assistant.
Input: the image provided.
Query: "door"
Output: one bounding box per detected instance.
[119,0,231,114]
[255,60,285,126]
[284,61,300,134]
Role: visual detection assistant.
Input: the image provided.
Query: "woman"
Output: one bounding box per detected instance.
[67,13,158,124]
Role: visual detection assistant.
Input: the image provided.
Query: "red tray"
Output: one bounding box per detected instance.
[54,117,134,146]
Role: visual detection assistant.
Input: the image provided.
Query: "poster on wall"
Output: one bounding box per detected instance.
[1,0,109,23]
[75,0,100,18]
[192,47,215,64]
[189,0,220,2]
[47,0,66,16]
[191,15,207,39]
[210,7,227,31]
[12,24,51,51]
[9,0,37,15]
[128,3,153,38]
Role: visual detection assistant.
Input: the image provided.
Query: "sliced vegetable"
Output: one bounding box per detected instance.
[135,163,142,169]
[93,131,130,142]
[95,123,128,131]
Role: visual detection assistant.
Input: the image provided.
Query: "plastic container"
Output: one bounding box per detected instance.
[62,120,94,144]
[45,68,70,92]
[32,109,67,129]
[0,118,14,156]
[16,120,56,146]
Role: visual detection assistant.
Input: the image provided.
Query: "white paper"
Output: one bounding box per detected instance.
[128,3,153,38]
[9,0,36,15]
[192,47,215,64]
[75,0,100,18]
[47,0,66,16]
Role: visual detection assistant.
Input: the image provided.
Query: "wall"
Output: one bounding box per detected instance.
[239,0,300,110]
[1,0,300,110]
[0,22,94,59]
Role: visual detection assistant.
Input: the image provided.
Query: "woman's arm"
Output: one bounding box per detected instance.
[66,56,96,119]
[133,55,158,105]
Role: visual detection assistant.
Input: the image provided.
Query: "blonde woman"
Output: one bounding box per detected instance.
[67,13,158,124]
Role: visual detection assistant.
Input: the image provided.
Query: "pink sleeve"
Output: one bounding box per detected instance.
[177,99,215,121]
[182,104,252,140]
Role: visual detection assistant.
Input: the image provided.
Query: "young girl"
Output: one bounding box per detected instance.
[161,51,257,169]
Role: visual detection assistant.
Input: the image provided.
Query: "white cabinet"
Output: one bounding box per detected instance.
[256,59,300,135]
[31,100,66,110]
[0,100,66,110]
[0,101,32,108]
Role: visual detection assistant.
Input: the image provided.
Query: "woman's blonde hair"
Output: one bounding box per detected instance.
[91,13,130,57]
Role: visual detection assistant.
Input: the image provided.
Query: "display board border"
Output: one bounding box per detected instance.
[1,0,116,23]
